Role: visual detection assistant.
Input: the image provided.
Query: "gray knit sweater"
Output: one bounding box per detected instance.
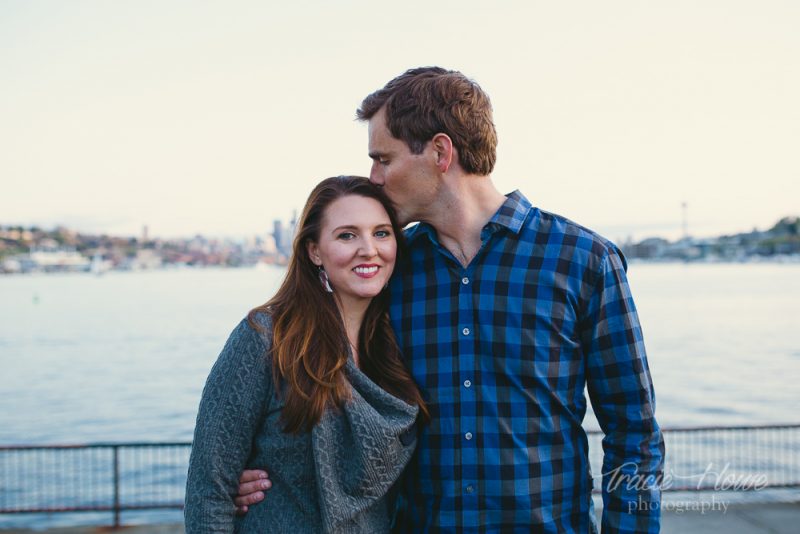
[185,312,418,533]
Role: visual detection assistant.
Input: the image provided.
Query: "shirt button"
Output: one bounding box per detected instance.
[463,379,472,388]
[465,484,475,494]
[462,327,470,336]
[461,277,469,285]
[465,432,473,440]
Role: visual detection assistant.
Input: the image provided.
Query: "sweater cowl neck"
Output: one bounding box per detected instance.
[312,357,418,533]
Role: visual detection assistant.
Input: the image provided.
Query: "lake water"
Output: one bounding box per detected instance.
[0,263,798,526]
[1,263,798,444]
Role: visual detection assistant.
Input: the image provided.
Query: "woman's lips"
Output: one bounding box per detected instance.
[353,264,379,278]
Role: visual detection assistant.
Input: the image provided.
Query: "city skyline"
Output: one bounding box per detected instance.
[2,1,798,242]
[2,208,797,244]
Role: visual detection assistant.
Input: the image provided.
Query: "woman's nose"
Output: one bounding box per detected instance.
[359,237,377,257]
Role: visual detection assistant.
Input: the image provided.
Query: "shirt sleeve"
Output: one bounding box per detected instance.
[184,318,273,533]
[581,247,665,534]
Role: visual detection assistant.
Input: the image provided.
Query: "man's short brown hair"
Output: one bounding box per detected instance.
[357,67,497,176]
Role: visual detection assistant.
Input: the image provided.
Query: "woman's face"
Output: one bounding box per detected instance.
[307,194,397,309]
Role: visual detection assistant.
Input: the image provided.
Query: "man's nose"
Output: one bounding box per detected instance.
[369,164,384,186]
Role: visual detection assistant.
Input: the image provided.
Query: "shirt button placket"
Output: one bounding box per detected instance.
[458,268,477,502]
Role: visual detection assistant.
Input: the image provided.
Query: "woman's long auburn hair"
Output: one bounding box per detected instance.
[248,176,428,434]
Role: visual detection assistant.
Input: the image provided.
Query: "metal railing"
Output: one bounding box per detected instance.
[1,424,798,527]
[0,442,189,527]
[586,423,800,493]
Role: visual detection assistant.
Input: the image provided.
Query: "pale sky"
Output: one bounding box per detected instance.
[1,0,798,242]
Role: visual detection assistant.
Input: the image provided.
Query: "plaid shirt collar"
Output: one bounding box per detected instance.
[404,189,533,245]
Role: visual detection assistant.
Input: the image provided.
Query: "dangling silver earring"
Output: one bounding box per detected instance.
[318,266,334,293]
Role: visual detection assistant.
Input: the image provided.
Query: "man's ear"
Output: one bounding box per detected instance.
[431,133,454,174]
[306,240,322,266]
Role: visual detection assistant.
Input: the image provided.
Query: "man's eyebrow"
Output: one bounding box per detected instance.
[368,151,386,160]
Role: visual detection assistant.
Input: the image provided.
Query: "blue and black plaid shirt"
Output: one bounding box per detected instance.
[389,191,664,533]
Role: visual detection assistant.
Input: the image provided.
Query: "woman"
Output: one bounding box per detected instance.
[185,176,427,533]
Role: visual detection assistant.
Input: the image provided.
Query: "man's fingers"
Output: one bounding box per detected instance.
[239,478,272,496]
[234,468,270,514]
[234,490,265,508]
[238,469,269,483]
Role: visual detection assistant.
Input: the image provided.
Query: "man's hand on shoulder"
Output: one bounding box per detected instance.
[234,469,271,514]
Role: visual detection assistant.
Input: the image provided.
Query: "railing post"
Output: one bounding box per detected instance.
[112,445,120,528]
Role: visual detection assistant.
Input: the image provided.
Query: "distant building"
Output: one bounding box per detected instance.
[130,249,162,270]
[625,237,670,259]
[272,220,285,255]
[272,211,297,258]
[260,234,277,254]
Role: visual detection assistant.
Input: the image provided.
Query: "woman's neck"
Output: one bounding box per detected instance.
[335,296,370,365]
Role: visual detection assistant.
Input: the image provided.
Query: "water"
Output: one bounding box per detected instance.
[1,262,798,439]
[1,263,799,527]
[618,262,800,428]
[0,266,283,445]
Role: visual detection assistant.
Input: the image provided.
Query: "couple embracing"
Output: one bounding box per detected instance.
[185,67,664,534]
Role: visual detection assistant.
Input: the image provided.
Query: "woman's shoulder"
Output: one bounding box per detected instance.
[211,310,274,375]
[247,308,273,329]
[227,309,273,348]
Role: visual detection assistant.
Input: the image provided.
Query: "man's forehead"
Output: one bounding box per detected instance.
[368,107,391,134]
[367,116,393,154]
[367,112,383,134]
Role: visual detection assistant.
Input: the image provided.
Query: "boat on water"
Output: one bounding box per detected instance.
[27,246,91,273]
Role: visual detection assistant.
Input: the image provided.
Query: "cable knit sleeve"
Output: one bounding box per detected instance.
[184,316,273,533]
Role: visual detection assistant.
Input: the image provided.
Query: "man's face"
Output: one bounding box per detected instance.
[367,107,437,225]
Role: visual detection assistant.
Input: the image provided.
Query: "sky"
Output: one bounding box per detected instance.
[1,0,798,242]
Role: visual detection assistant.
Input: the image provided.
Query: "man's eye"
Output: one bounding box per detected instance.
[379,158,389,165]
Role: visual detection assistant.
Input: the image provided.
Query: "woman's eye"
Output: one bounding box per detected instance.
[337,232,356,240]
[375,230,391,238]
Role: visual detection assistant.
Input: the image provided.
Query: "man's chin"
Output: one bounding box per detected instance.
[393,209,412,227]
[399,214,418,227]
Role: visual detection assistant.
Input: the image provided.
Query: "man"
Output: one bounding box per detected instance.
[236,67,664,533]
